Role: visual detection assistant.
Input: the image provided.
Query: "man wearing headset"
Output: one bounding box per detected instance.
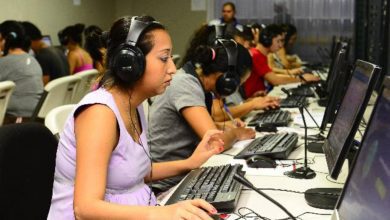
[244,24,320,98]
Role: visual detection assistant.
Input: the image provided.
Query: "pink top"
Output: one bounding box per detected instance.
[73,51,93,74]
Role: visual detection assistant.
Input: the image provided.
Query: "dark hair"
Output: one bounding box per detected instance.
[191,45,229,76]
[21,21,42,40]
[233,26,253,42]
[223,2,236,12]
[181,24,234,66]
[100,15,165,89]
[58,23,85,45]
[263,24,284,41]
[236,44,252,78]
[281,23,297,47]
[0,20,30,55]
[84,25,106,66]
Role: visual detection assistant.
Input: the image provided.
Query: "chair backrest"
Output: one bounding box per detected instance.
[45,104,75,136]
[0,81,16,125]
[72,69,99,103]
[32,75,81,120]
[0,123,58,219]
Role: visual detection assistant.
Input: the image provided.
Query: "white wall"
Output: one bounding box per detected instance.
[115,0,207,60]
[0,0,207,57]
[0,0,115,45]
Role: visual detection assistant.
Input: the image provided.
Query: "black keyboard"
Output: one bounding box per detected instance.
[289,86,315,97]
[165,164,244,213]
[234,133,299,159]
[280,96,308,108]
[248,110,291,127]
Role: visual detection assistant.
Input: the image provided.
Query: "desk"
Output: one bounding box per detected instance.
[161,85,347,220]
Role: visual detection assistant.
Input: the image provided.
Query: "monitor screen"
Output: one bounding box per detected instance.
[323,60,382,179]
[333,77,390,220]
[42,35,52,46]
[320,49,348,130]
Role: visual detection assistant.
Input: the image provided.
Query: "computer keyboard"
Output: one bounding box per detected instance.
[289,86,315,97]
[165,164,244,213]
[248,110,291,127]
[280,96,308,108]
[234,132,299,159]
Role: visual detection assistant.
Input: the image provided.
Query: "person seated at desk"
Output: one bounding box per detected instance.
[22,21,69,85]
[148,41,255,194]
[84,25,107,74]
[244,24,319,98]
[275,23,302,69]
[212,43,280,122]
[0,20,43,124]
[48,16,223,220]
[58,23,94,74]
[267,25,305,76]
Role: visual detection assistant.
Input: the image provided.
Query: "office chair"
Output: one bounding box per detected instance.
[0,123,58,219]
[72,69,99,103]
[0,81,16,125]
[31,75,80,121]
[45,104,75,136]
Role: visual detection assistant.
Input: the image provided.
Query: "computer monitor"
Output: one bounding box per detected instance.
[323,41,349,92]
[323,60,383,180]
[42,35,52,46]
[319,48,349,131]
[332,77,390,220]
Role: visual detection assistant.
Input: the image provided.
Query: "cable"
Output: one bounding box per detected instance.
[242,187,341,196]
[229,207,331,220]
[326,175,344,185]
[128,93,153,205]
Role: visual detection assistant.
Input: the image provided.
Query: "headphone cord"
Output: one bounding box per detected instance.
[128,93,153,205]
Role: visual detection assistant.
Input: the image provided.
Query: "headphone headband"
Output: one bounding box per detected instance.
[216,39,237,67]
[126,16,160,46]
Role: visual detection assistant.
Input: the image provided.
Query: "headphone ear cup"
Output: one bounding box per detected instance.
[112,44,145,84]
[260,31,272,47]
[215,72,239,96]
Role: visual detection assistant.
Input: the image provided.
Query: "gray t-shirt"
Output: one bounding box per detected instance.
[148,69,206,191]
[0,54,43,117]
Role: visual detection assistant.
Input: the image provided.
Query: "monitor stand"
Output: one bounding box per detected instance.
[308,141,324,153]
[304,188,342,210]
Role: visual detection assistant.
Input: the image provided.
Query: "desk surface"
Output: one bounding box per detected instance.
[160,84,355,220]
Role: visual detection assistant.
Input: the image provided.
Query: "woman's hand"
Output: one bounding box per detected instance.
[223,118,246,129]
[160,199,217,220]
[251,96,280,110]
[289,68,304,75]
[302,73,320,82]
[233,127,256,141]
[187,130,224,169]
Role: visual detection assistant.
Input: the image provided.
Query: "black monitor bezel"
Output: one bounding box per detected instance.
[332,76,390,219]
[320,48,348,131]
[322,59,383,180]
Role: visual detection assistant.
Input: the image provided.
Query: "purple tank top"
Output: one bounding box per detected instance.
[48,88,156,220]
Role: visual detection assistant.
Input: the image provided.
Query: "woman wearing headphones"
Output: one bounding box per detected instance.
[49,16,223,220]
[148,39,256,194]
[0,20,43,123]
[58,23,94,74]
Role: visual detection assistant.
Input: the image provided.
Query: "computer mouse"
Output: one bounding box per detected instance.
[246,155,277,168]
[255,124,278,132]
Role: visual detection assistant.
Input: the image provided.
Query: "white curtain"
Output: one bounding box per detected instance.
[212,0,355,62]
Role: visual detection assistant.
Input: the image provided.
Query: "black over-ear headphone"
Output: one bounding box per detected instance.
[111,16,159,85]
[214,39,240,96]
[259,27,272,47]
